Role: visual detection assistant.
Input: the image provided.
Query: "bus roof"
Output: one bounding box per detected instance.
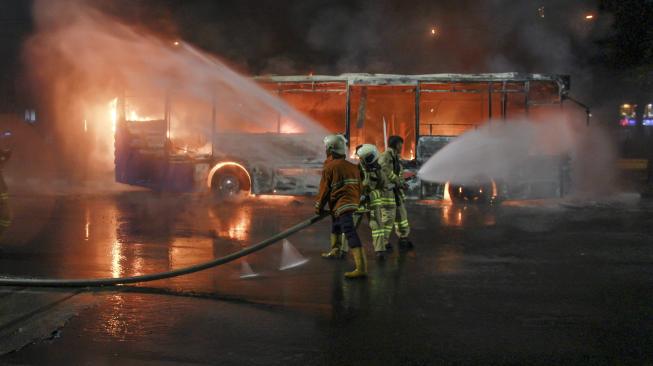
[254,73,570,91]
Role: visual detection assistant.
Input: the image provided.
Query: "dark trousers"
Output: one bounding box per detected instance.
[331,212,362,248]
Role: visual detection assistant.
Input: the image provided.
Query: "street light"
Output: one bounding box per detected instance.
[430,26,439,38]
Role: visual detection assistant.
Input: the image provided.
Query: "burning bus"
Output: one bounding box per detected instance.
[114,72,581,200]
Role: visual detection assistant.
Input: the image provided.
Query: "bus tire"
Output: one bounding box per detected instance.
[210,165,251,200]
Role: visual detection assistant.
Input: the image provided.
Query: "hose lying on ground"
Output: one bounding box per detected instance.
[0,214,326,288]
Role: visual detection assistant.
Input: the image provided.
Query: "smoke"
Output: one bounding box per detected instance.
[418,112,617,197]
[22,0,327,186]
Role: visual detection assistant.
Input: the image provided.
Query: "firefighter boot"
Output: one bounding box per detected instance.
[398,237,414,250]
[321,234,344,259]
[344,247,367,279]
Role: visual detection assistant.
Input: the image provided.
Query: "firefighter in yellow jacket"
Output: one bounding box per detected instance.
[315,134,367,279]
[379,136,413,250]
[356,144,396,260]
[356,144,395,260]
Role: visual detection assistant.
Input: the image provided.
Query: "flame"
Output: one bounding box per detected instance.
[127,110,160,122]
[280,124,303,134]
[279,118,304,134]
[109,98,117,133]
[84,206,90,241]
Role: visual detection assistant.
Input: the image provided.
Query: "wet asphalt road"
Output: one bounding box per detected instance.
[0,191,652,365]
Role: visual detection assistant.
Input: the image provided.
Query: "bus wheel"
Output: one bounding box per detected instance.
[448,176,497,204]
[210,164,251,199]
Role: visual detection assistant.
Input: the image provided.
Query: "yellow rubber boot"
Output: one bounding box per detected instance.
[344,247,367,279]
[321,234,343,259]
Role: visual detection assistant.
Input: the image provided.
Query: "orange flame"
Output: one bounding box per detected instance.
[109,98,117,133]
[443,181,451,202]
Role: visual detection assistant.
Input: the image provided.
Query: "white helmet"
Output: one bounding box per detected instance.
[323,134,347,156]
[356,143,379,165]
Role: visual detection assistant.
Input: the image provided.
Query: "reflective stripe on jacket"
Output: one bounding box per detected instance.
[380,149,406,201]
[315,158,361,217]
[361,165,395,209]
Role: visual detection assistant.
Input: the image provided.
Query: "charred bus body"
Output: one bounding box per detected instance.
[114,73,582,200]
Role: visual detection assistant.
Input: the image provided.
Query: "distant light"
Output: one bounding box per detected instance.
[430,26,439,38]
[620,118,637,127]
[173,40,180,46]
[24,109,37,124]
[538,6,545,18]
[585,14,595,20]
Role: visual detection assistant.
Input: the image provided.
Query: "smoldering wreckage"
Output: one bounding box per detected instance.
[116,72,587,202]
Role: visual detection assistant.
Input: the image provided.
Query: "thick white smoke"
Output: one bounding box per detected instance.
[418,115,617,197]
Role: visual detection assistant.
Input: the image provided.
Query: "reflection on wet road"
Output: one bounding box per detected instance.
[1,192,653,364]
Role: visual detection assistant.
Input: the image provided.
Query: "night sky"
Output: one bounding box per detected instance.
[1,0,652,109]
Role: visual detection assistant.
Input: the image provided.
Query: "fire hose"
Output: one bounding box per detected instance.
[0,214,326,288]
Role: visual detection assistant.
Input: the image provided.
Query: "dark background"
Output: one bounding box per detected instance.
[1,0,652,119]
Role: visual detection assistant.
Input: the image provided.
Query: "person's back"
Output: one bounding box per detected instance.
[320,158,361,217]
[315,134,366,279]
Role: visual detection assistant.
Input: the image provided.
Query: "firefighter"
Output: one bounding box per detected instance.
[352,145,370,230]
[0,147,11,238]
[379,135,413,250]
[320,135,348,260]
[356,144,396,260]
[315,134,367,279]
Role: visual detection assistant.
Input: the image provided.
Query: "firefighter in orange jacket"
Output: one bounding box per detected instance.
[315,134,367,279]
[320,152,347,259]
